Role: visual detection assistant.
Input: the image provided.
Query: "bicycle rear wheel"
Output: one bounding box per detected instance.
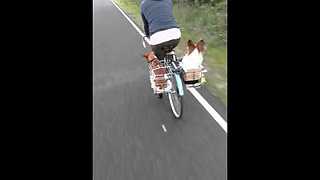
[168,75,183,119]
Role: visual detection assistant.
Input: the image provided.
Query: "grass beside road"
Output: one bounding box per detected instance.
[114,0,227,106]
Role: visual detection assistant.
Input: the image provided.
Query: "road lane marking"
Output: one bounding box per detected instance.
[110,0,150,44]
[162,124,167,132]
[188,87,227,132]
[110,0,227,133]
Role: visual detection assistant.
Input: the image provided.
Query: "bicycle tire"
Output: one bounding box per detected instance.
[168,76,183,119]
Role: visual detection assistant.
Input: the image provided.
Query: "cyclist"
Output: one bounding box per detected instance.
[140,0,181,61]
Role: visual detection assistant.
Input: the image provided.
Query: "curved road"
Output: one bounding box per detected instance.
[93,0,227,179]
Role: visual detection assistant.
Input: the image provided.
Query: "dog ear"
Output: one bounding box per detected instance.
[187,40,196,55]
[143,52,150,59]
[196,40,206,52]
[187,40,194,47]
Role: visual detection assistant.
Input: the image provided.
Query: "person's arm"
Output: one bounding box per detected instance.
[141,13,149,37]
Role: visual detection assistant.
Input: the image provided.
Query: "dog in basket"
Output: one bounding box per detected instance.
[181,39,206,84]
[143,39,206,92]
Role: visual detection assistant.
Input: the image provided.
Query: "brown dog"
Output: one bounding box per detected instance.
[143,51,157,63]
[143,51,161,69]
[143,51,167,89]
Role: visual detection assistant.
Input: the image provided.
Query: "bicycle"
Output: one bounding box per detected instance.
[142,37,185,119]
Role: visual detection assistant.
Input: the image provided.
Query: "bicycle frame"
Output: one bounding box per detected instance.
[142,36,184,118]
[142,36,184,96]
[159,52,184,96]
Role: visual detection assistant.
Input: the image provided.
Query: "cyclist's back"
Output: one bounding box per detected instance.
[141,0,181,60]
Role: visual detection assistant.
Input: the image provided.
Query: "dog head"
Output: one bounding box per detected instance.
[186,39,206,55]
[143,51,158,63]
[182,39,206,68]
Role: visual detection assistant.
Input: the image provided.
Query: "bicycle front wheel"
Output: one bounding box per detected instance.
[168,75,183,119]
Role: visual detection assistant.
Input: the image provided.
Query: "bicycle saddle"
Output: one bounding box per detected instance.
[161,46,175,54]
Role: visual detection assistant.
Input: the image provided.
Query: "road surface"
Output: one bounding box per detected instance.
[94,0,227,179]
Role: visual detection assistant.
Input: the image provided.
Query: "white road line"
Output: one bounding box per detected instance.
[110,0,151,44]
[188,88,227,132]
[110,0,227,133]
[162,124,167,132]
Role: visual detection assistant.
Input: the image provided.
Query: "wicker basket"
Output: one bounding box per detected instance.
[183,68,202,81]
[148,64,168,90]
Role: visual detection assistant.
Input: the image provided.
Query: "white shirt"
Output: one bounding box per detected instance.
[149,28,181,45]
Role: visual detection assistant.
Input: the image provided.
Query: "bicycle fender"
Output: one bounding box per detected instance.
[174,73,184,96]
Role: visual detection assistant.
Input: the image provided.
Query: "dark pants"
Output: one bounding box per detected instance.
[151,38,180,60]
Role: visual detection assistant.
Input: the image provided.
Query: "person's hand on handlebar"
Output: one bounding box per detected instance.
[143,35,149,42]
[142,36,149,48]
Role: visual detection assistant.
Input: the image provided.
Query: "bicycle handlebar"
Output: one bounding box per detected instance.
[142,36,147,48]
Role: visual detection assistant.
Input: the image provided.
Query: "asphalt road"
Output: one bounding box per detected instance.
[93,0,227,179]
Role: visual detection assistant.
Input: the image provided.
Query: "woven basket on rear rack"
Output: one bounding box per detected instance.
[148,64,168,90]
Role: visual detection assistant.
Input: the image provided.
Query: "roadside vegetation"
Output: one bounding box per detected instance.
[114,0,227,105]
